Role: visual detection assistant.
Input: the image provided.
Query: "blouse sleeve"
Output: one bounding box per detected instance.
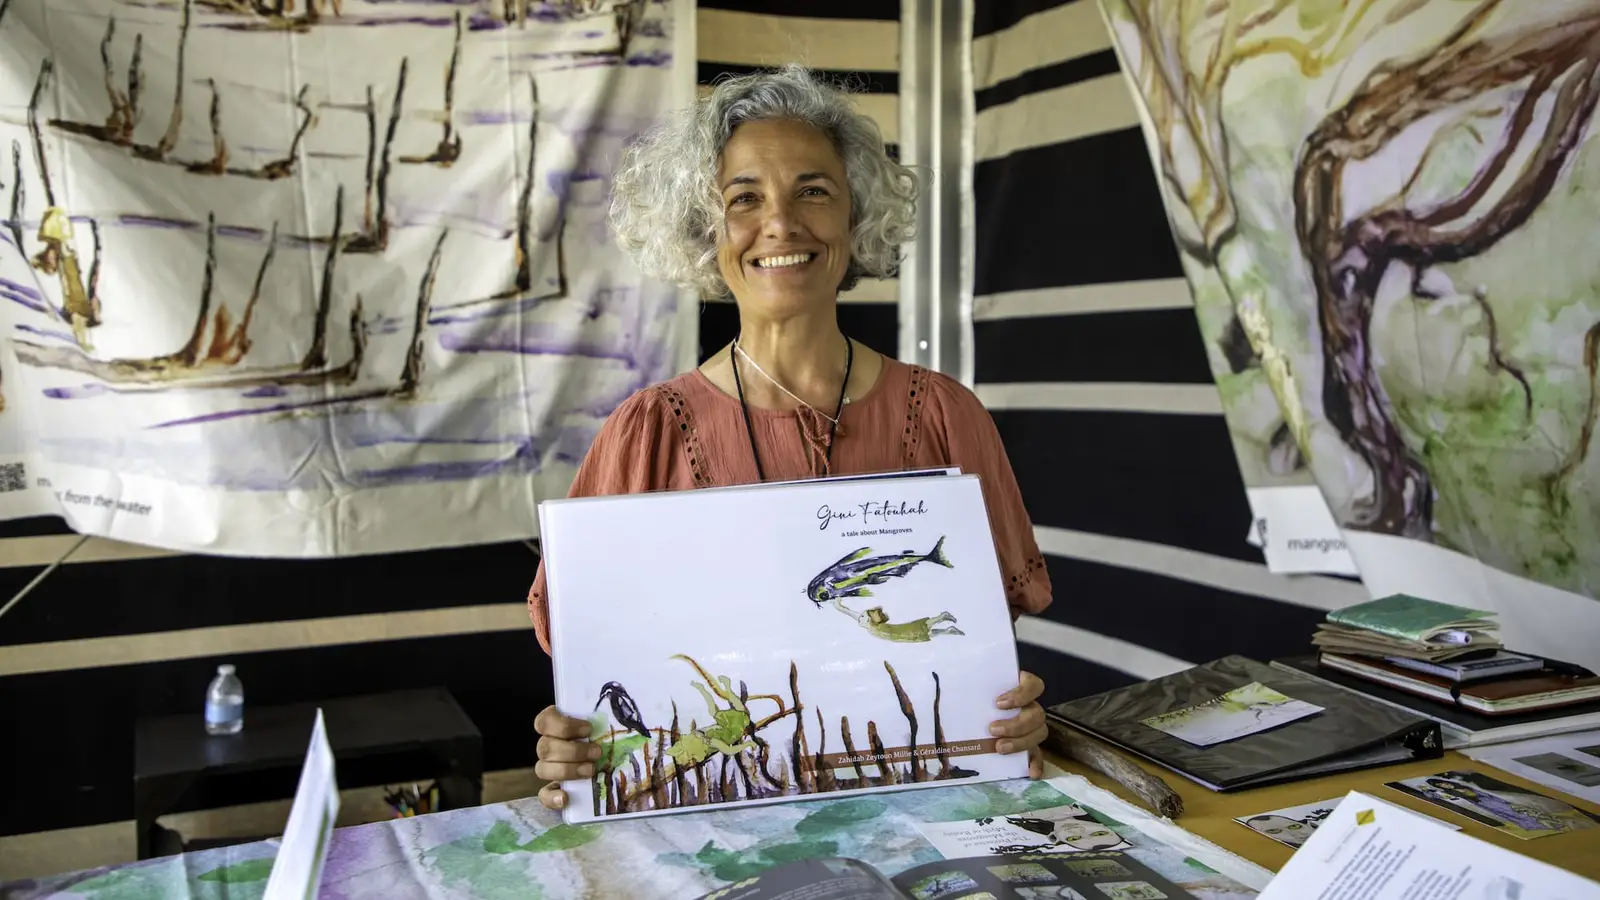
[925,373,1052,619]
[526,387,682,654]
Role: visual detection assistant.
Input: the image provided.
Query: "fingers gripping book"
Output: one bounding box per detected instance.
[539,474,1029,823]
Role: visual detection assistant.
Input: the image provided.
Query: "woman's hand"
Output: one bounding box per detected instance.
[534,705,600,811]
[992,670,1048,779]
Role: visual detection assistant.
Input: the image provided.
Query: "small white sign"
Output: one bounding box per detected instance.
[263,709,340,900]
[1247,486,1361,576]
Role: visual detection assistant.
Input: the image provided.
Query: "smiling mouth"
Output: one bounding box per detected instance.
[751,252,816,270]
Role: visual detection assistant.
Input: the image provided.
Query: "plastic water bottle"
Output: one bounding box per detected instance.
[205,664,244,735]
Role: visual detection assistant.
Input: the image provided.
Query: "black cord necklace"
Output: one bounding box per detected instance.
[732,335,854,482]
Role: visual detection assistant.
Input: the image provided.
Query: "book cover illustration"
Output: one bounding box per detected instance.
[806,537,964,641]
[541,475,1028,823]
[1140,682,1322,747]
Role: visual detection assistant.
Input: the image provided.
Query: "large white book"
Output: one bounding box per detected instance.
[540,473,1029,823]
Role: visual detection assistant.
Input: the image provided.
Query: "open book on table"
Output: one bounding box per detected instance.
[691,851,1208,900]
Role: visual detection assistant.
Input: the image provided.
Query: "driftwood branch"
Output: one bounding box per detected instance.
[1044,718,1183,819]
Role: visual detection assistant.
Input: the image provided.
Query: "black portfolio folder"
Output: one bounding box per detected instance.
[1047,655,1443,791]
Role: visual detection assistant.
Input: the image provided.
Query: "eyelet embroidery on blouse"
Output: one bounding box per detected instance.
[902,365,932,467]
[1006,553,1047,600]
[654,383,713,489]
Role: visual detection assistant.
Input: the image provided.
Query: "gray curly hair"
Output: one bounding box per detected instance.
[608,64,919,298]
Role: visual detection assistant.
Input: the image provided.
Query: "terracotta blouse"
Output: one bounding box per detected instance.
[525,356,1052,653]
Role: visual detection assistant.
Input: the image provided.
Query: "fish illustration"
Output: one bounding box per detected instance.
[804,536,953,607]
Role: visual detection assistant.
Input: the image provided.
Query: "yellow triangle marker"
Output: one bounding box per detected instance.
[1356,809,1376,826]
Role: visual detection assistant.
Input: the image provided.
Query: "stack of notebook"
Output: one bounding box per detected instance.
[1312,593,1503,661]
[1275,594,1600,747]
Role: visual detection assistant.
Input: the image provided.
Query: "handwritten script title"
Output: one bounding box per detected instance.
[816,499,928,531]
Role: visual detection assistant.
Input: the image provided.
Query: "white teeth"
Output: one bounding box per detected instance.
[754,253,815,269]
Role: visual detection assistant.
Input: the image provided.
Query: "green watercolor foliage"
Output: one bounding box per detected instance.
[794,798,888,836]
[691,838,840,882]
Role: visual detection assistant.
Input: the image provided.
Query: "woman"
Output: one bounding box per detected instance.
[527,64,1054,811]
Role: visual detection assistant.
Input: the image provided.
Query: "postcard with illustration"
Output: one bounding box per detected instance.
[1385,769,1600,840]
[915,802,1132,857]
[1140,681,1322,747]
[540,474,1028,823]
[1235,796,1459,849]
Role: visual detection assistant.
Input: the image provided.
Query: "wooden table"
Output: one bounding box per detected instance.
[1051,749,1600,882]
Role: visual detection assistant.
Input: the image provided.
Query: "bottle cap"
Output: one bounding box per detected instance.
[218,664,235,675]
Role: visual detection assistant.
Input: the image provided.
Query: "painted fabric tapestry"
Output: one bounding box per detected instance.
[1099,0,1600,669]
[0,0,696,556]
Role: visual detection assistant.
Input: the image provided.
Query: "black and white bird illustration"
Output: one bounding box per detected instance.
[595,681,651,741]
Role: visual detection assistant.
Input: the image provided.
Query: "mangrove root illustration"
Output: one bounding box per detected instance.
[139,226,449,429]
[16,65,99,338]
[1294,3,1600,537]
[47,2,317,181]
[12,187,367,390]
[586,657,979,817]
[432,72,569,312]
[1113,0,1600,539]
[197,0,344,31]
[499,0,649,66]
[1544,320,1600,510]
[399,11,464,168]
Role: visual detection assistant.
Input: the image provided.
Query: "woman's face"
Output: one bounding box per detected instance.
[715,119,852,313]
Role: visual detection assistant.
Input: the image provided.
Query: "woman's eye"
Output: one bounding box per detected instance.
[730,193,756,205]
[801,186,827,197]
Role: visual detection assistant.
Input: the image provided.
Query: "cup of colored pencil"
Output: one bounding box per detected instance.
[383,782,439,818]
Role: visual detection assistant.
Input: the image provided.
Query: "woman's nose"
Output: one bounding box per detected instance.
[761,197,799,237]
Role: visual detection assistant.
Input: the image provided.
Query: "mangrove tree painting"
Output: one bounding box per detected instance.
[805,537,965,642]
[0,0,695,555]
[583,655,985,818]
[1100,0,1600,600]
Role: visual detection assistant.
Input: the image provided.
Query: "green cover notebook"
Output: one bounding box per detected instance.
[1326,594,1497,643]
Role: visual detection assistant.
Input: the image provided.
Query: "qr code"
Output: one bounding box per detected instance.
[0,462,25,493]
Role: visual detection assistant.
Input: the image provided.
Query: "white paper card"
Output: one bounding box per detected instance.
[1141,682,1323,746]
[542,474,1029,823]
[1257,791,1600,899]
[1461,729,1600,806]
[915,803,1132,857]
[1235,796,1459,849]
[262,709,340,900]
[1246,486,1361,575]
